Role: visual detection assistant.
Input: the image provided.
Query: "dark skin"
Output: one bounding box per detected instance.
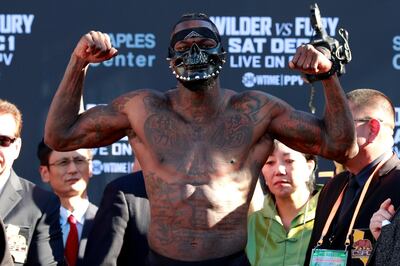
[45,20,358,261]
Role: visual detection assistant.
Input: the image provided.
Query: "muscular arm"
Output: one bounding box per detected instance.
[271,45,357,163]
[45,31,130,150]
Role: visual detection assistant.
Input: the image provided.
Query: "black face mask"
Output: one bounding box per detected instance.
[167,27,226,82]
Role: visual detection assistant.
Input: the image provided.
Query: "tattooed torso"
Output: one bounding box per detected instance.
[123,89,281,260]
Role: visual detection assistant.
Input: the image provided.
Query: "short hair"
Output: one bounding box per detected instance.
[37,139,53,166]
[0,99,23,137]
[37,139,93,166]
[346,88,395,128]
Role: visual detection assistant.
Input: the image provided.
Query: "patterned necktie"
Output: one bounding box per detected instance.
[65,214,78,266]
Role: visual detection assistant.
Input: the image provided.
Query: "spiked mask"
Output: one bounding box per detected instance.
[167,27,226,82]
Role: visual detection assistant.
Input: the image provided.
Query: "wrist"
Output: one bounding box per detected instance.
[305,59,339,83]
[70,54,90,71]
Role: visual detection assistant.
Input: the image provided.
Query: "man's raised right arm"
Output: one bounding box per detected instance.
[45,31,129,151]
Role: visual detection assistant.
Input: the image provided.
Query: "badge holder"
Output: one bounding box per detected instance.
[310,155,390,266]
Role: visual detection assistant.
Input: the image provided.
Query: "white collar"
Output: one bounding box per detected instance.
[0,169,12,195]
[59,198,90,225]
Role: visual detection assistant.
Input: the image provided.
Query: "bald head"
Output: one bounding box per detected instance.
[171,13,220,35]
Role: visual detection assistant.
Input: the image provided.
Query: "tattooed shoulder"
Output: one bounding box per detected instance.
[229,91,286,123]
[143,94,170,113]
[112,91,142,112]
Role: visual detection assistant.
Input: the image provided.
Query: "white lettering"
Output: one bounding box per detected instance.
[264,55,285,68]
[0,53,13,65]
[393,36,400,51]
[98,147,109,156]
[275,23,292,36]
[0,14,35,34]
[270,38,309,53]
[111,142,132,156]
[295,17,338,36]
[230,55,261,68]
[102,162,130,173]
[91,53,156,68]
[228,38,267,53]
[109,33,156,49]
[210,16,272,36]
[393,54,400,70]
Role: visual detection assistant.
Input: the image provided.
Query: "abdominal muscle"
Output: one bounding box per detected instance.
[146,175,251,261]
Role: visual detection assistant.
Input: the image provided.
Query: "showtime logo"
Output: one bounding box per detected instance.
[241,72,304,88]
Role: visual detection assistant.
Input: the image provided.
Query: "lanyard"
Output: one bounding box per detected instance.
[316,155,390,250]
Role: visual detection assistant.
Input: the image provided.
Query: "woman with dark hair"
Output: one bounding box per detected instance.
[246,141,321,266]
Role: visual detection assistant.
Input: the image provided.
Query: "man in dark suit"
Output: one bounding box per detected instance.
[0,217,13,265]
[37,140,98,266]
[83,170,150,266]
[368,198,400,265]
[305,89,400,265]
[0,99,64,265]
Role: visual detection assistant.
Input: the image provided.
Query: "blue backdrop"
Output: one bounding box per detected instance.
[1,0,399,204]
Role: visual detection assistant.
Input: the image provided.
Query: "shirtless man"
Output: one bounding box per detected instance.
[45,13,357,265]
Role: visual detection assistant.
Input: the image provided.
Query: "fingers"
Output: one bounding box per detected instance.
[380,198,393,211]
[78,31,117,62]
[370,199,396,240]
[88,31,116,57]
[370,211,386,240]
[388,204,396,215]
[378,198,396,215]
[289,44,332,74]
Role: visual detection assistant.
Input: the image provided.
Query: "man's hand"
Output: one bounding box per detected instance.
[73,31,118,64]
[289,44,332,75]
[370,198,396,240]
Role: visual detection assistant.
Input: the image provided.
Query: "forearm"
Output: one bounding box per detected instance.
[322,75,358,162]
[45,55,89,150]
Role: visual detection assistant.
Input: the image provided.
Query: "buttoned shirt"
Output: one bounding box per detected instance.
[59,199,89,245]
[246,189,321,266]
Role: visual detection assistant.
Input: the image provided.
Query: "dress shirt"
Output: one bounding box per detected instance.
[59,198,89,245]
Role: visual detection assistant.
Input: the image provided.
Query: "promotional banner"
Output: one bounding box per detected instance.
[1,0,399,203]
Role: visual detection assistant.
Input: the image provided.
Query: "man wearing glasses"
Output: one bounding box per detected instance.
[37,140,97,266]
[0,99,64,265]
[305,89,400,265]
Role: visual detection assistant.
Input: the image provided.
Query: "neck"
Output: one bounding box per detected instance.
[275,188,311,231]
[175,78,224,122]
[0,167,11,181]
[60,194,87,212]
[345,147,390,174]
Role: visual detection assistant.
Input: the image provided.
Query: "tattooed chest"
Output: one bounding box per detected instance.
[143,112,254,174]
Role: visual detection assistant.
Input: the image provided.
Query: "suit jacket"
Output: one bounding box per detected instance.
[305,154,400,265]
[0,170,64,265]
[0,217,13,265]
[76,203,98,265]
[83,171,150,266]
[368,207,400,265]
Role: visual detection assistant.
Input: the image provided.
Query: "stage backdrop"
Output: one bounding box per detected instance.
[1,0,399,204]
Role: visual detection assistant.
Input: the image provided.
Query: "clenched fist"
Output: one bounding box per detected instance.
[289,44,332,75]
[73,31,118,64]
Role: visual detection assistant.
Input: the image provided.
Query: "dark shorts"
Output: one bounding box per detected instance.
[146,249,251,266]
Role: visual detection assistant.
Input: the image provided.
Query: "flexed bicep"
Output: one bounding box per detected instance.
[269,108,326,157]
[46,102,130,151]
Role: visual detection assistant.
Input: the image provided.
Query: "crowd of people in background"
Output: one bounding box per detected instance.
[1,12,400,266]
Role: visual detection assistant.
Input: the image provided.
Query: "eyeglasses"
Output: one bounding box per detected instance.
[48,157,91,169]
[353,117,394,129]
[0,135,17,148]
